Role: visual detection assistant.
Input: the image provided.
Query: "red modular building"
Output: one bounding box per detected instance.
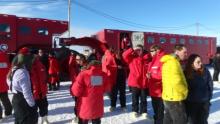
[94,29,216,64]
[0,13,215,65]
[0,14,68,53]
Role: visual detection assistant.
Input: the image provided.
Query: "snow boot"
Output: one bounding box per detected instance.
[41,116,50,124]
[131,112,139,118]
[141,113,153,120]
[52,84,57,91]
[109,107,116,112]
[121,107,127,112]
[71,116,79,124]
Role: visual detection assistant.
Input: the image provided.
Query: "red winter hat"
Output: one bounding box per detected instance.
[19,47,30,55]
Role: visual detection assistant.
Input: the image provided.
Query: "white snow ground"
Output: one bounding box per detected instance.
[1,67,220,124]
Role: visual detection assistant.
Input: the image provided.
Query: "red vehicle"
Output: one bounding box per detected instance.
[95,29,216,64]
[61,29,216,64]
[0,14,68,53]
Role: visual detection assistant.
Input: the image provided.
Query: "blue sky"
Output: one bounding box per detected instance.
[0,0,220,44]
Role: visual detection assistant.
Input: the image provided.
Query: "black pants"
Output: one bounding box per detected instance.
[151,97,164,124]
[163,101,187,124]
[0,92,12,118]
[0,105,1,119]
[110,81,126,108]
[49,83,57,91]
[131,87,147,114]
[35,97,48,117]
[78,118,101,124]
[57,81,60,89]
[12,92,38,124]
[74,97,78,116]
[213,69,220,81]
[185,101,210,124]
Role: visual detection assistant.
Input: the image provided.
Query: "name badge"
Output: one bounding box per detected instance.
[0,62,8,68]
[152,66,158,69]
[91,76,103,86]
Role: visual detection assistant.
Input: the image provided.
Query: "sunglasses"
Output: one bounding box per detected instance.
[150,50,156,52]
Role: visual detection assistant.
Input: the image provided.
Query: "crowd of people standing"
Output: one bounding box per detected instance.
[0,42,215,124]
[68,43,213,124]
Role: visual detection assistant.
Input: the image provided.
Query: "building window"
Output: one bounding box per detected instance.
[19,26,31,34]
[197,39,203,44]
[160,37,166,44]
[0,24,10,32]
[37,28,49,35]
[189,38,194,44]
[204,39,209,45]
[147,36,154,44]
[170,38,176,44]
[180,38,185,44]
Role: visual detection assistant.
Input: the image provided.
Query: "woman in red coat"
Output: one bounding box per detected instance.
[31,55,49,124]
[147,45,165,124]
[0,51,12,119]
[102,48,117,86]
[68,52,79,82]
[72,60,111,124]
[48,52,59,91]
[122,45,151,118]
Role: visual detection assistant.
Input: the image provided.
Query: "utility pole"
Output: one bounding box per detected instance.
[196,22,199,36]
[68,0,71,38]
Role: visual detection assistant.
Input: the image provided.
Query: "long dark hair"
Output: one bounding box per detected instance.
[184,54,204,79]
[7,54,26,80]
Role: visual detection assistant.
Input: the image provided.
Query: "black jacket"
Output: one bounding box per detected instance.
[213,54,220,70]
[186,67,213,102]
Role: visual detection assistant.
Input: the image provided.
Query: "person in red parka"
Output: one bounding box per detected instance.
[69,52,79,82]
[102,47,117,87]
[72,60,111,124]
[48,51,60,91]
[147,45,165,124]
[0,51,12,119]
[122,44,151,119]
[70,54,87,124]
[109,53,127,112]
[31,54,49,124]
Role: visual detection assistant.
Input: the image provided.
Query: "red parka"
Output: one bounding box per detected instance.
[102,50,117,85]
[148,50,165,97]
[68,55,79,82]
[31,56,48,100]
[48,56,59,84]
[0,51,10,93]
[122,48,151,89]
[71,63,111,120]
